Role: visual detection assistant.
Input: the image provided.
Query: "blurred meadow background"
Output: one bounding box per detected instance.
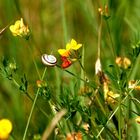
[0,0,140,139]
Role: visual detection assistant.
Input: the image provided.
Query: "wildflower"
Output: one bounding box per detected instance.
[9,18,30,39]
[128,80,140,90]
[98,5,110,19]
[58,39,82,69]
[106,91,120,104]
[135,116,140,124]
[61,56,72,69]
[0,119,12,140]
[82,123,90,133]
[115,57,131,69]
[41,54,57,67]
[58,39,82,57]
[123,57,131,69]
[66,132,82,140]
[103,81,120,104]
[115,57,122,67]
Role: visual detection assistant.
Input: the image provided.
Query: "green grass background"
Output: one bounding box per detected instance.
[0,0,140,139]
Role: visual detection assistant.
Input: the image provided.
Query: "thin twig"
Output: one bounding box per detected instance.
[41,109,67,140]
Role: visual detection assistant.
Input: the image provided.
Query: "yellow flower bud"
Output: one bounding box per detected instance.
[0,119,12,139]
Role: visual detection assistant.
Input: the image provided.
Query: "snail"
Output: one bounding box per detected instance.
[41,54,57,66]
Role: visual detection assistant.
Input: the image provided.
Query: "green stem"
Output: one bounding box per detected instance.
[11,77,49,118]
[27,41,41,79]
[129,53,140,80]
[118,94,122,140]
[60,0,67,43]
[79,47,85,90]
[56,65,97,89]
[96,86,136,138]
[109,95,140,116]
[106,20,116,59]
[131,97,140,105]
[95,95,106,115]
[26,93,49,118]
[22,68,47,140]
[97,15,102,59]
[91,119,104,140]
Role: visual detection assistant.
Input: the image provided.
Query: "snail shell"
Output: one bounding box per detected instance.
[41,54,57,66]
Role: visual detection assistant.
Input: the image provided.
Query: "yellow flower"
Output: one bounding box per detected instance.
[0,119,12,139]
[123,57,131,69]
[67,39,82,50]
[9,18,30,38]
[103,82,119,104]
[115,57,131,69]
[58,39,82,57]
[128,80,140,90]
[107,91,120,104]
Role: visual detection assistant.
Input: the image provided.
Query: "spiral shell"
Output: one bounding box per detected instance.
[41,54,57,66]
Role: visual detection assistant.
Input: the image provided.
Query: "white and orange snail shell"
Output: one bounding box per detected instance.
[41,54,57,66]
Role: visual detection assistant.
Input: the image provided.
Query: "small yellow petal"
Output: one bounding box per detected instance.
[9,25,19,36]
[58,49,70,57]
[14,20,20,28]
[20,18,24,27]
[66,43,71,50]
[9,25,15,32]
[108,91,120,98]
[71,39,77,46]
[71,44,82,50]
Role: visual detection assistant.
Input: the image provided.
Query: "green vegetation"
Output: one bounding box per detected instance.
[0,0,140,139]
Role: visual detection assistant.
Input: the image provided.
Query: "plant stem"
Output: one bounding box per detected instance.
[129,53,140,80]
[60,0,68,43]
[97,15,102,59]
[106,20,116,59]
[118,93,122,140]
[22,68,47,140]
[11,77,49,118]
[95,95,106,115]
[96,86,136,138]
[80,47,85,88]
[27,41,41,79]
[131,97,140,105]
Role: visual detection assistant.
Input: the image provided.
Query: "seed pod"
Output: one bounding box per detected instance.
[41,54,57,66]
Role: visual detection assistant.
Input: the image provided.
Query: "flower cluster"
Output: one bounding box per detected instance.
[128,80,140,90]
[0,119,12,139]
[103,81,120,104]
[115,57,131,69]
[58,39,82,68]
[9,18,30,39]
[98,5,110,19]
